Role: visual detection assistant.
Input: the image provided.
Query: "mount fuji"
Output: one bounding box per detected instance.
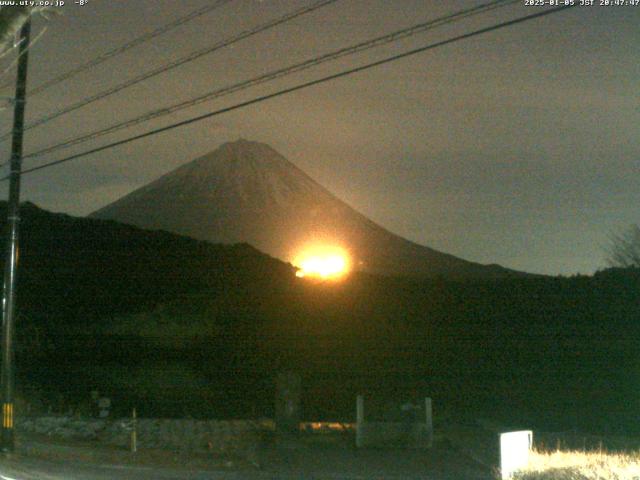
[91,139,519,278]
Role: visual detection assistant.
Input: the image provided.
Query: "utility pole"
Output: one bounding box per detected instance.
[1,18,31,453]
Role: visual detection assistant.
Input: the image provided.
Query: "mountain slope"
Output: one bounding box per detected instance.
[5,201,293,325]
[92,139,519,278]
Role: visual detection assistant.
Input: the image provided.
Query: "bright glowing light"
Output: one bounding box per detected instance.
[293,246,350,280]
[296,255,345,278]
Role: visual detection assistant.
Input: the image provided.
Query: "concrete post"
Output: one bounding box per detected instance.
[131,408,137,453]
[275,372,301,435]
[356,395,364,448]
[425,397,433,448]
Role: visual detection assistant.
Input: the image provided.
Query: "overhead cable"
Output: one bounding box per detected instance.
[0,0,234,96]
[22,0,520,162]
[0,0,339,140]
[2,5,575,181]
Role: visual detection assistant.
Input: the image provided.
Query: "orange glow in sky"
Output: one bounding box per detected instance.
[293,245,350,280]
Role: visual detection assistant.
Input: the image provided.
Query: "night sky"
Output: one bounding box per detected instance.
[0,0,637,276]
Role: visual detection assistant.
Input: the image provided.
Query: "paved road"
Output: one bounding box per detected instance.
[0,432,495,479]
[0,444,494,480]
[1,456,249,480]
[0,458,430,480]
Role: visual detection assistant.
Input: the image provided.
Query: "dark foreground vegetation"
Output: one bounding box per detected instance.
[3,203,639,435]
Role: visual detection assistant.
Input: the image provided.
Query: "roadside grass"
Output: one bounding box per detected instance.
[512,449,640,479]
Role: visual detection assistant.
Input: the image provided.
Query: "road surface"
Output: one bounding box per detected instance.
[0,446,493,479]
[0,430,495,479]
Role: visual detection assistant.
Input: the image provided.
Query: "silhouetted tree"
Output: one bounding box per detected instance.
[607,224,640,268]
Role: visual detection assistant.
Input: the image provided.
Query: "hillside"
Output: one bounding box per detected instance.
[3,202,292,325]
[0,203,638,434]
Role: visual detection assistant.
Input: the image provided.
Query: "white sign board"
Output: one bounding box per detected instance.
[500,430,532,479]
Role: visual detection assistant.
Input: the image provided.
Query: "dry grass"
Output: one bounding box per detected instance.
[512,449,640,480]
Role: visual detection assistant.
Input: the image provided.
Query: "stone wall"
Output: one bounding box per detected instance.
[17,416,273,455]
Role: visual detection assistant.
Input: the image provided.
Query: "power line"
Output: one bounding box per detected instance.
[1,4,575,182]
[0,0,339,141]
[0,0,234,96]
[20,0,519,162]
